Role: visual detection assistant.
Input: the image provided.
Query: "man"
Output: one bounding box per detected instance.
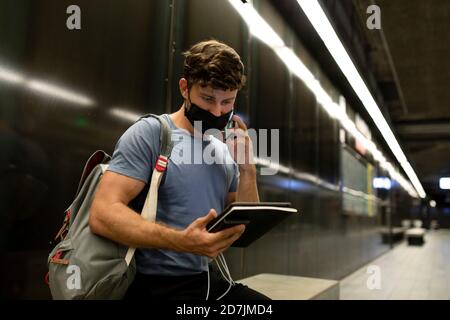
[89,39,269,300]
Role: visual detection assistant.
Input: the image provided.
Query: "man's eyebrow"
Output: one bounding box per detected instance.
[200,93,235,101]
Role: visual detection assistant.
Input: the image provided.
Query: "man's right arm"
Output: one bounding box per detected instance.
[89,171,182,250]
[89,171,245,258]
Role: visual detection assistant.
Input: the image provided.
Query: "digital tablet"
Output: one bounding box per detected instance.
[206,202,299,247]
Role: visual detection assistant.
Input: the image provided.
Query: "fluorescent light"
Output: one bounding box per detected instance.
[228,0,421,198]
[429,200,436,208]
[27,80,94,106]
[275,47,316,84]
[296,0,425,198]
[373,177,392,190]
[440,177,450,190]
[1,62,95,107]
[0,65,25,84]
[110,107,142,122]
[228,0,284,48]
[254,156,290,175]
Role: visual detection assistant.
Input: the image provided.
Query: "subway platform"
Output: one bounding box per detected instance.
[341,230,450,300]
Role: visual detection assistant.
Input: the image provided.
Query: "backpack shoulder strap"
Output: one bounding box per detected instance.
[124,113,173,266]
[136,113,173,160]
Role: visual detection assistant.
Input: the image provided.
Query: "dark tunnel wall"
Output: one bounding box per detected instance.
[0,0,417,298]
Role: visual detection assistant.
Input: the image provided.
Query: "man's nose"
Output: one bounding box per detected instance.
[209,104,222,117]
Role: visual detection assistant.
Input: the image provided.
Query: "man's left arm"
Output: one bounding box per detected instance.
[226,115,260,204]
[227,167,260,204]
[237,167,260,202]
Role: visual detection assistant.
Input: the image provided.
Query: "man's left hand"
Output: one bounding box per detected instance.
[225,115,256,174]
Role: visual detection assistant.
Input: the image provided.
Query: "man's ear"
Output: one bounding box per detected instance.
[179,78,188,99]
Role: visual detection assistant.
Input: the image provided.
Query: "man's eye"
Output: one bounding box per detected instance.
[203,97,213,102]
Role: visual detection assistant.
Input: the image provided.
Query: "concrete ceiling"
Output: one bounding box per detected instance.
[353,0,450,202]
[272,0,449,202]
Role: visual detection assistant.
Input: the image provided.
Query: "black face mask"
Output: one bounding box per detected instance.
[184,95,233,134]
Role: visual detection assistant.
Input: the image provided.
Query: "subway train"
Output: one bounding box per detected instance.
[0,0,439,300]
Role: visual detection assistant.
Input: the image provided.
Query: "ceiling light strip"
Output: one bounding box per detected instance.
[296,0,425,198]
[228,0,420,198]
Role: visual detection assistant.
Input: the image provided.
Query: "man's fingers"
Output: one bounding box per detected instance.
[203,225,245,257]
[195,209,218,228]
[212,224,245,241]
[232,115,248,131]
[212,228,246,254]
[226,127,247,138]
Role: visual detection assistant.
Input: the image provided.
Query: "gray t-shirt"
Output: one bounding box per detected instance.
[107,114,239,276]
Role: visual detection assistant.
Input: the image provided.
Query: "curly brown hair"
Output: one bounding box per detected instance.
[183,39,246,91]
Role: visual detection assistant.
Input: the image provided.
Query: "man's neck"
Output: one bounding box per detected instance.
[170,104,194,134]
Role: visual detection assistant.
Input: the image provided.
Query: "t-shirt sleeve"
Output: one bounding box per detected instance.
[107,118,160,184]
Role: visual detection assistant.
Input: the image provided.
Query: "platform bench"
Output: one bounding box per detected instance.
[238,273,340,300]
[406,228,426,245]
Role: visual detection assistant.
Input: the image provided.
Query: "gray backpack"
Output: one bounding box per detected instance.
[47,114,173,299]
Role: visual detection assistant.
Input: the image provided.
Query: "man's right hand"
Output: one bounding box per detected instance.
[177,209,245,258]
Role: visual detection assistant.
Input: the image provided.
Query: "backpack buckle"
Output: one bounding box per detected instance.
[155,155,168,172]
